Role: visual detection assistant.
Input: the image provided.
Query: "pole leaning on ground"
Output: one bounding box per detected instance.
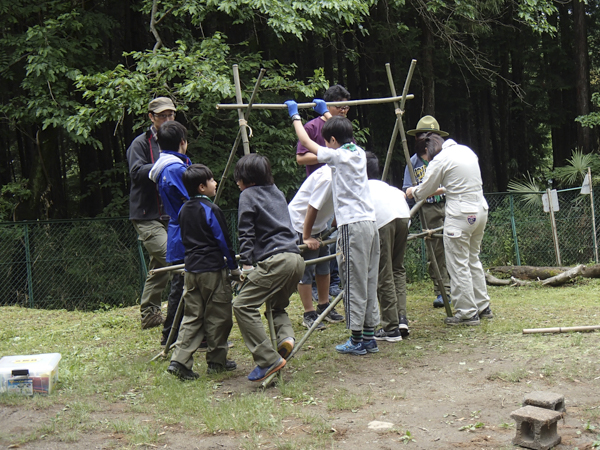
[386,63,453,318]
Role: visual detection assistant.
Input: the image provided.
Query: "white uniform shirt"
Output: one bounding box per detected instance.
[413,139,488,217]
[288,166,334,235]
[317,143,376,226]
[368,179,410,229]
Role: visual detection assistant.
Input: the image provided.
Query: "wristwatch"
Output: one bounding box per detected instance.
[291,114,301,122]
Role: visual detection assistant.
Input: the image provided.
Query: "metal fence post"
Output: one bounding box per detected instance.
[24,224,34,307]
[509,194,521,266]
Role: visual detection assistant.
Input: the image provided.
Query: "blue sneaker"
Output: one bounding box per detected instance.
[335,338,367,355]
[362,339,379,353]
[311,286,319,302]
[329,284,342,298]
[247,357,286,382]
[433,295,444,308]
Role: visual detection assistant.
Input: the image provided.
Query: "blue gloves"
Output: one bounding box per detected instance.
[285,100,299,117]
[313,98,328,116]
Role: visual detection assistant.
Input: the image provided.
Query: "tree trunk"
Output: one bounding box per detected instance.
[573,0,592,153]
[420,15,435,115]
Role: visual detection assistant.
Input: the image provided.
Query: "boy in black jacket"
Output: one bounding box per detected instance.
[167,164,240,380]
[233,154,305,382]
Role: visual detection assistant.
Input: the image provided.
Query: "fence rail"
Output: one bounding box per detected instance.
[1,191,597,310]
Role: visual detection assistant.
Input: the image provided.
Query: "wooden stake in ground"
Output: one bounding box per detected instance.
[233,64,250,156]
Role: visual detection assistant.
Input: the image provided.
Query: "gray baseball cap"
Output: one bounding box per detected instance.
[148,97,177,113]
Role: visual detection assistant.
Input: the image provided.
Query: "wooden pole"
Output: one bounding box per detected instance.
[547,188,562,266]
[215,68,266,204]
[233,64,251,155]
[523,325,600,334]
[381,60,417,181]
[216,95,414,111]
[589,167,598,263]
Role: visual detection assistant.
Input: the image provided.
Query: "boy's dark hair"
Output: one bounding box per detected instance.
[322,116,354,146]
[415,132,445,161]
[365,151,380,180]
[323,85,351,102]
[183,164,214,197]
[234,153,274,186]
[157,120,187,151]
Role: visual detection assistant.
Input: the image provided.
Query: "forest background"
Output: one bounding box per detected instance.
[2,0,600,221]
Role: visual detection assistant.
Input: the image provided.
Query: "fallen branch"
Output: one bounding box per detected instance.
[541,264,585,286]
[523,325,600,334]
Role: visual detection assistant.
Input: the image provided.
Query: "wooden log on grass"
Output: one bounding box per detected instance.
[523,325,600,334]
[541,264,585,286]
[488,265,572,280]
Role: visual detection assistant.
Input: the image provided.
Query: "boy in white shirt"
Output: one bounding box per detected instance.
[365,152,411,341]
[288,165,343,329]
[286,99,380,355]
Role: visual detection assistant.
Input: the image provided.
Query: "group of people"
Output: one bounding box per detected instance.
[126,86,492,382]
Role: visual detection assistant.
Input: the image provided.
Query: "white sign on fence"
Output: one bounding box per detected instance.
[581,173,591,195]
[542,189,559,212]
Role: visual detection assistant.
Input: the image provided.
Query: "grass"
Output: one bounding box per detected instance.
[2,279,600,448]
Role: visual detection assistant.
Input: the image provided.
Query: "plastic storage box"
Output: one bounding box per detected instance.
[0,353,62,395]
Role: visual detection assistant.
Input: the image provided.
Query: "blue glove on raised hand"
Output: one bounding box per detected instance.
[285,100,299,117]
[312,98,328,116]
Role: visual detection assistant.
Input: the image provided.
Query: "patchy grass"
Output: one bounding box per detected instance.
[1,279,600,448]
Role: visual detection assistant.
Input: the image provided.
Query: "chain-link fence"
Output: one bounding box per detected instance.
[0,192,597,310]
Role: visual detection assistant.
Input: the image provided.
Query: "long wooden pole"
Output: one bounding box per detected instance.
[233,65,250,155]
[381,60,417,181]
[588,167,598,263]
[547,188,562,266]
[216,95,414,110]
[523,325,600,334]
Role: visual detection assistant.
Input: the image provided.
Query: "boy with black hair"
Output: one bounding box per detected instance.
[232,153,305,382]
[149,120,191,346]
[286,99,380,356]
[365,152,411,341]
[167,164,239,380]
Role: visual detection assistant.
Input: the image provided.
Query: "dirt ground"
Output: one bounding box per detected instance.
[2,326,599,450]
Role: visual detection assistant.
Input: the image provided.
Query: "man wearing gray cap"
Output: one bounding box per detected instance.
[126,97,180,330]
[402,115,451,308]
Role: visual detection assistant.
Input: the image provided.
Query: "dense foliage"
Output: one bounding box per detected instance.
[1,0,598,220]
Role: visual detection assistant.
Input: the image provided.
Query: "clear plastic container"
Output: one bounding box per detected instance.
[0,353,62,395]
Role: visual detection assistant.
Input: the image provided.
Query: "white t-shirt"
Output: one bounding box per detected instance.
[317,143,376,226]
[368,179,411,229]
[288,166,334,235]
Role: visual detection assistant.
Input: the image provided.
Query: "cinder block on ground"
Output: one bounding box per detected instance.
[523,391,566,412]
[511,405,562,450]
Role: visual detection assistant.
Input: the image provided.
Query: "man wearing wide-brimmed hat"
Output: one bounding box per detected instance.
[127,97,183,333]
[402,116,451,308]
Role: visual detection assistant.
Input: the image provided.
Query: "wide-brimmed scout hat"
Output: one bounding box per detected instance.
[148,97,177,113]
[406,115,448,137]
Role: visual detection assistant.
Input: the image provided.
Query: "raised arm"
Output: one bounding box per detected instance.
[286,99,332,155]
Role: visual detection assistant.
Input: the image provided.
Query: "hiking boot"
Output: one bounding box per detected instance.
[374,328,403,342]
[362,339,379,353]
[207,360,237,374]
[247,357,286,382]
[141,310,164,330]
[277,337,295,359]
[433,295,444,308]
[317,302,344,323]
[444,313,480,326]
[335,338,367,355]
[302,312,325,330]
[398,315,410,338]
[329,284,342,298]
[479,306,494,319]
[167,361,199,381]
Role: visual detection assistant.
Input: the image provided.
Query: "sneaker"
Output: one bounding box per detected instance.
[141,310,164,330]
[362,339,379,353]
[444,313,480,326]
[374,328,403,342]
[479,306,494,319]
[317,303,344,323]
[433,295,444,308]
[311,285,319,302]
[277,337,295,359]
[207,360,237,374]
[247,357,286,382]
[167,361,199,380]
[302,312,326,330]
[398,315,410,338]
[335,338,367,355]
[329,284,342,298]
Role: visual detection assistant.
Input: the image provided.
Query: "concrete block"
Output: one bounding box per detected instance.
[511,405,562,450]
[523,391,566,412]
